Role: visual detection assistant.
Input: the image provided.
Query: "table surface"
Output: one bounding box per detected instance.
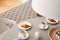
[0,17,60,40]
[0,0,37,23]
[0,0,37,28]
[0,0,41,36]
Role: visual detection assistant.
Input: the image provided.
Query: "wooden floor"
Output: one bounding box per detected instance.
[0,0,21,13]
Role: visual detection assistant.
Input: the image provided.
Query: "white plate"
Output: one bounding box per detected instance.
[18,21,31,30]
[18,30,29,40]
[39,21,48,30]
[46,18,59,24]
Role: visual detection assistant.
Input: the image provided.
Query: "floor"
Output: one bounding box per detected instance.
[0,0,21,13]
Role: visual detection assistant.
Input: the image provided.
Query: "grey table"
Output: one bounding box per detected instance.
[0,0,37,34]
[0,0,37,29]
[0,0,37,23]
[0,17,60,40]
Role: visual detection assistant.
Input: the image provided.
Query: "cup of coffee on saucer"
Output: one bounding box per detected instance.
[39,21,48,30]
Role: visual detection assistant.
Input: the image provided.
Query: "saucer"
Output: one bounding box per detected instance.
[39,21,48,30]
[18,30,29,40]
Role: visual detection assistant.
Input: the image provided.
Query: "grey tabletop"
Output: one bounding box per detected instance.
[0,0,42,38]
[0,0,37,23]
[0,0,38,28]
[0,17,60,40]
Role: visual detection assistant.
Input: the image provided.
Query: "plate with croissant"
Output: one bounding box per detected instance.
[46,18,58,24]
[18,21,31,30]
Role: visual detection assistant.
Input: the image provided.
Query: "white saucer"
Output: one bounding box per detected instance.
[18,30,29,40]
[39,21,48,30]
[46,18,58,24]
[18,21,31,30]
